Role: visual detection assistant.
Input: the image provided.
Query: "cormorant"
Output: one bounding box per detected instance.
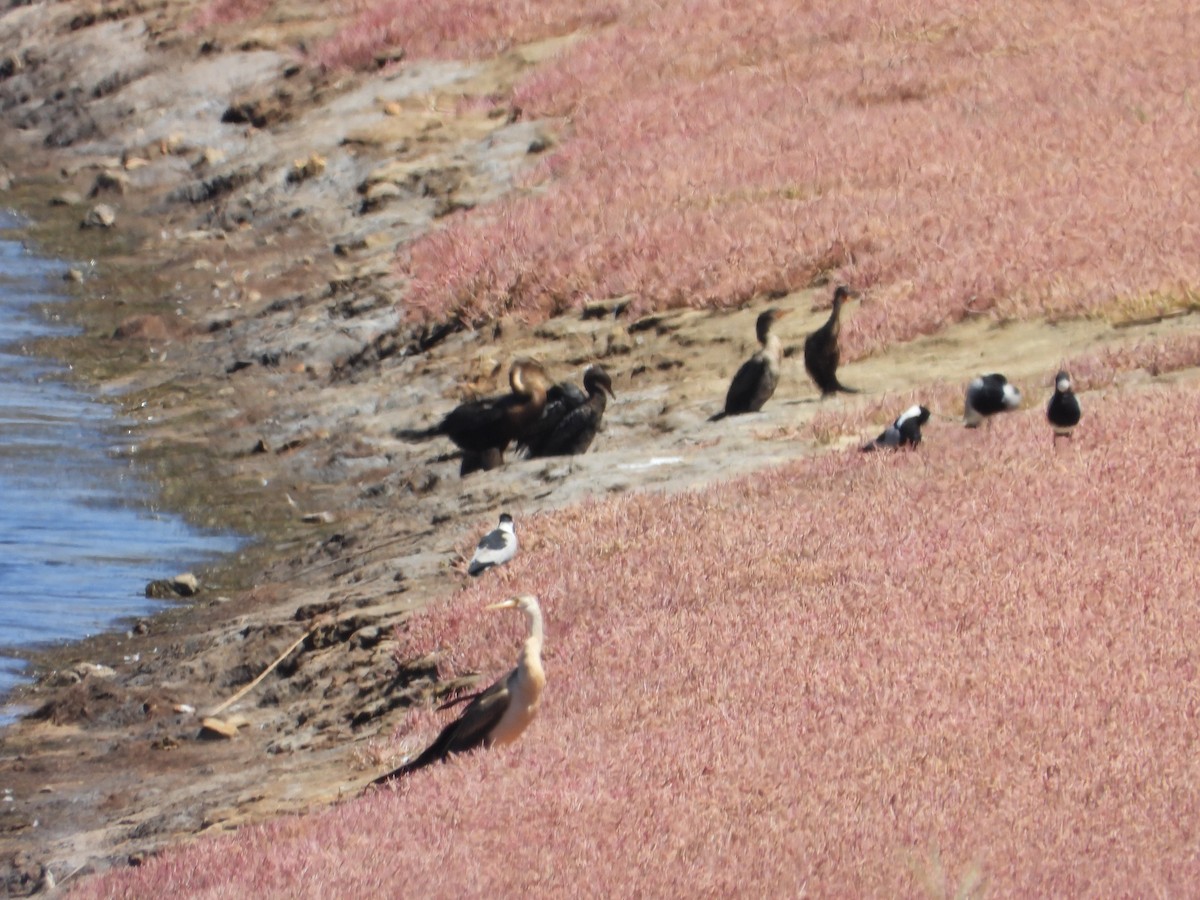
[396,359,552,476]
[861,404,931,451]
[964,373,1021,427]
[804,285,859,396]
[370,594,545,785]
[710,308,789,420]
[1046,370,1081,439]
[468,513,518,576]
[518,365,616,457]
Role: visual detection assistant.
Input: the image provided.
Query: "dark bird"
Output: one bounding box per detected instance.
[861,404,931,452]
[370,594,545,785]
[1046,370,1081,440]
[804,285,859,396]
[964,373,1022,427]
[517,365,616,457]
[709,308,790,421]
[395,359,552,476]
[467,513,518,576]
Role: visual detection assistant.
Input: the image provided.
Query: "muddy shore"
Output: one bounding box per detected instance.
[2,0,1200,891]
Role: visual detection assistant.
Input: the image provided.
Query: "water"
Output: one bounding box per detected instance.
[0,211,239,722]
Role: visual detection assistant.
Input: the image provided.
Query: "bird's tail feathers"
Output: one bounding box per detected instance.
[394,425,441,442]
[707,410,729,422]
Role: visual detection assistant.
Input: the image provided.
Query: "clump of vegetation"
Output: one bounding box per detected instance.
[75,382,1200,896]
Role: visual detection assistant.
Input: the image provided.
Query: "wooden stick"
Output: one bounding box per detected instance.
[207,626,315,717]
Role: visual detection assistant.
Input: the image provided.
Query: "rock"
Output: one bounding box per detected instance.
[123,156,150,171]
[112,314,173,342]
[359,181,403,213]
[64,268,84,283]
[286,153,326,184]
[193,147,226,169]
[81,204,116,229]
[49,190,83,207]
[301,511,336,524]
[199,716,239,739]
[89,170,130,196]
[144,573,200,599]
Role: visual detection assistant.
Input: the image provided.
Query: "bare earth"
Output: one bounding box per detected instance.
[1,0,1199,889]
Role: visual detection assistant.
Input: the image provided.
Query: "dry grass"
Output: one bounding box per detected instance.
[75,380,1200,897]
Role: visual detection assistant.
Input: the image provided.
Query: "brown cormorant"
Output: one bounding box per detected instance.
[1046,370,1081,439]
[518,365,616,457]
[396,359,551,476]
[709,308,789,421]
[804,285,858,396]
[370,594,545,785]
[964,373,1021,427]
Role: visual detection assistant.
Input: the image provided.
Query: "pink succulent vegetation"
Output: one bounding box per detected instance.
[377,0,1200,353]
[77,381,1200,896]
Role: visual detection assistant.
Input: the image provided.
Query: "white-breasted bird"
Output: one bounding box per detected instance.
[369,594,545,785]
[1046,369,1081,439]
[467,513,518,576]
[964,373,1021,427]
[862,404,931,451]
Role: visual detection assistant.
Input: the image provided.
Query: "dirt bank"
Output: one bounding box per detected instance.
[2,0,1199,891]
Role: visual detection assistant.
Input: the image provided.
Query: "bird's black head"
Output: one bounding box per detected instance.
[832,285,859,305]
[1054,370,1072,392]
[583,364,616,398]
[498,512,514,526]
[755,307,787,343]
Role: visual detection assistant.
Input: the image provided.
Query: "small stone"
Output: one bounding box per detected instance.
[82,204,116,229]
[199,716,239,739]
[123,156,150,171]
[49,190,83,207]
[286,152,326,184]
[194,147,226,169]
[89,170,130,196]
[170,573,200,596]
[301,511,336,524]
[63,268,85,283]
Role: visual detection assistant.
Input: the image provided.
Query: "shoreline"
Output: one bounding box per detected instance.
[5,0,1200,889]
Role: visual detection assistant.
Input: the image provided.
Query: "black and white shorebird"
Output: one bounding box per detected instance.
[1046,369,1081,440]
[861,404,931,452]
[710,307,789,420]
[804,285,859,397]
[963,373,1021,427]
[467,513,518,576]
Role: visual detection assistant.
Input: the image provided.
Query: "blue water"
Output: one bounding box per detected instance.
[0,211,239,722]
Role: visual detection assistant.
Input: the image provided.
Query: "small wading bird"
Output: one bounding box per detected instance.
[517,365,616,457]
[804,285,859,397]
[963,373,1021,427]
[1046,369,1081,440]
[370,594,545,785]
[395,359,552,476]
[710,308,789,421]
[861,404,931,452]
[468,513,518,576]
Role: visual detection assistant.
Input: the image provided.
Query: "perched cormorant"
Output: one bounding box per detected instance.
[468,513,518,576]
[370,594,545,785]
[964,373,1022,427]
[861,404,931,452]
[517,365,616,457]
[710,308,789,421]
[395,359,552,476]
[804,285,859,396]
[1046,370,1081,440]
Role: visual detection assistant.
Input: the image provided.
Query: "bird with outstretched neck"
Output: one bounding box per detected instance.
[368,594,546,786]
[710,308,789,421]
[804,285,859,397]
